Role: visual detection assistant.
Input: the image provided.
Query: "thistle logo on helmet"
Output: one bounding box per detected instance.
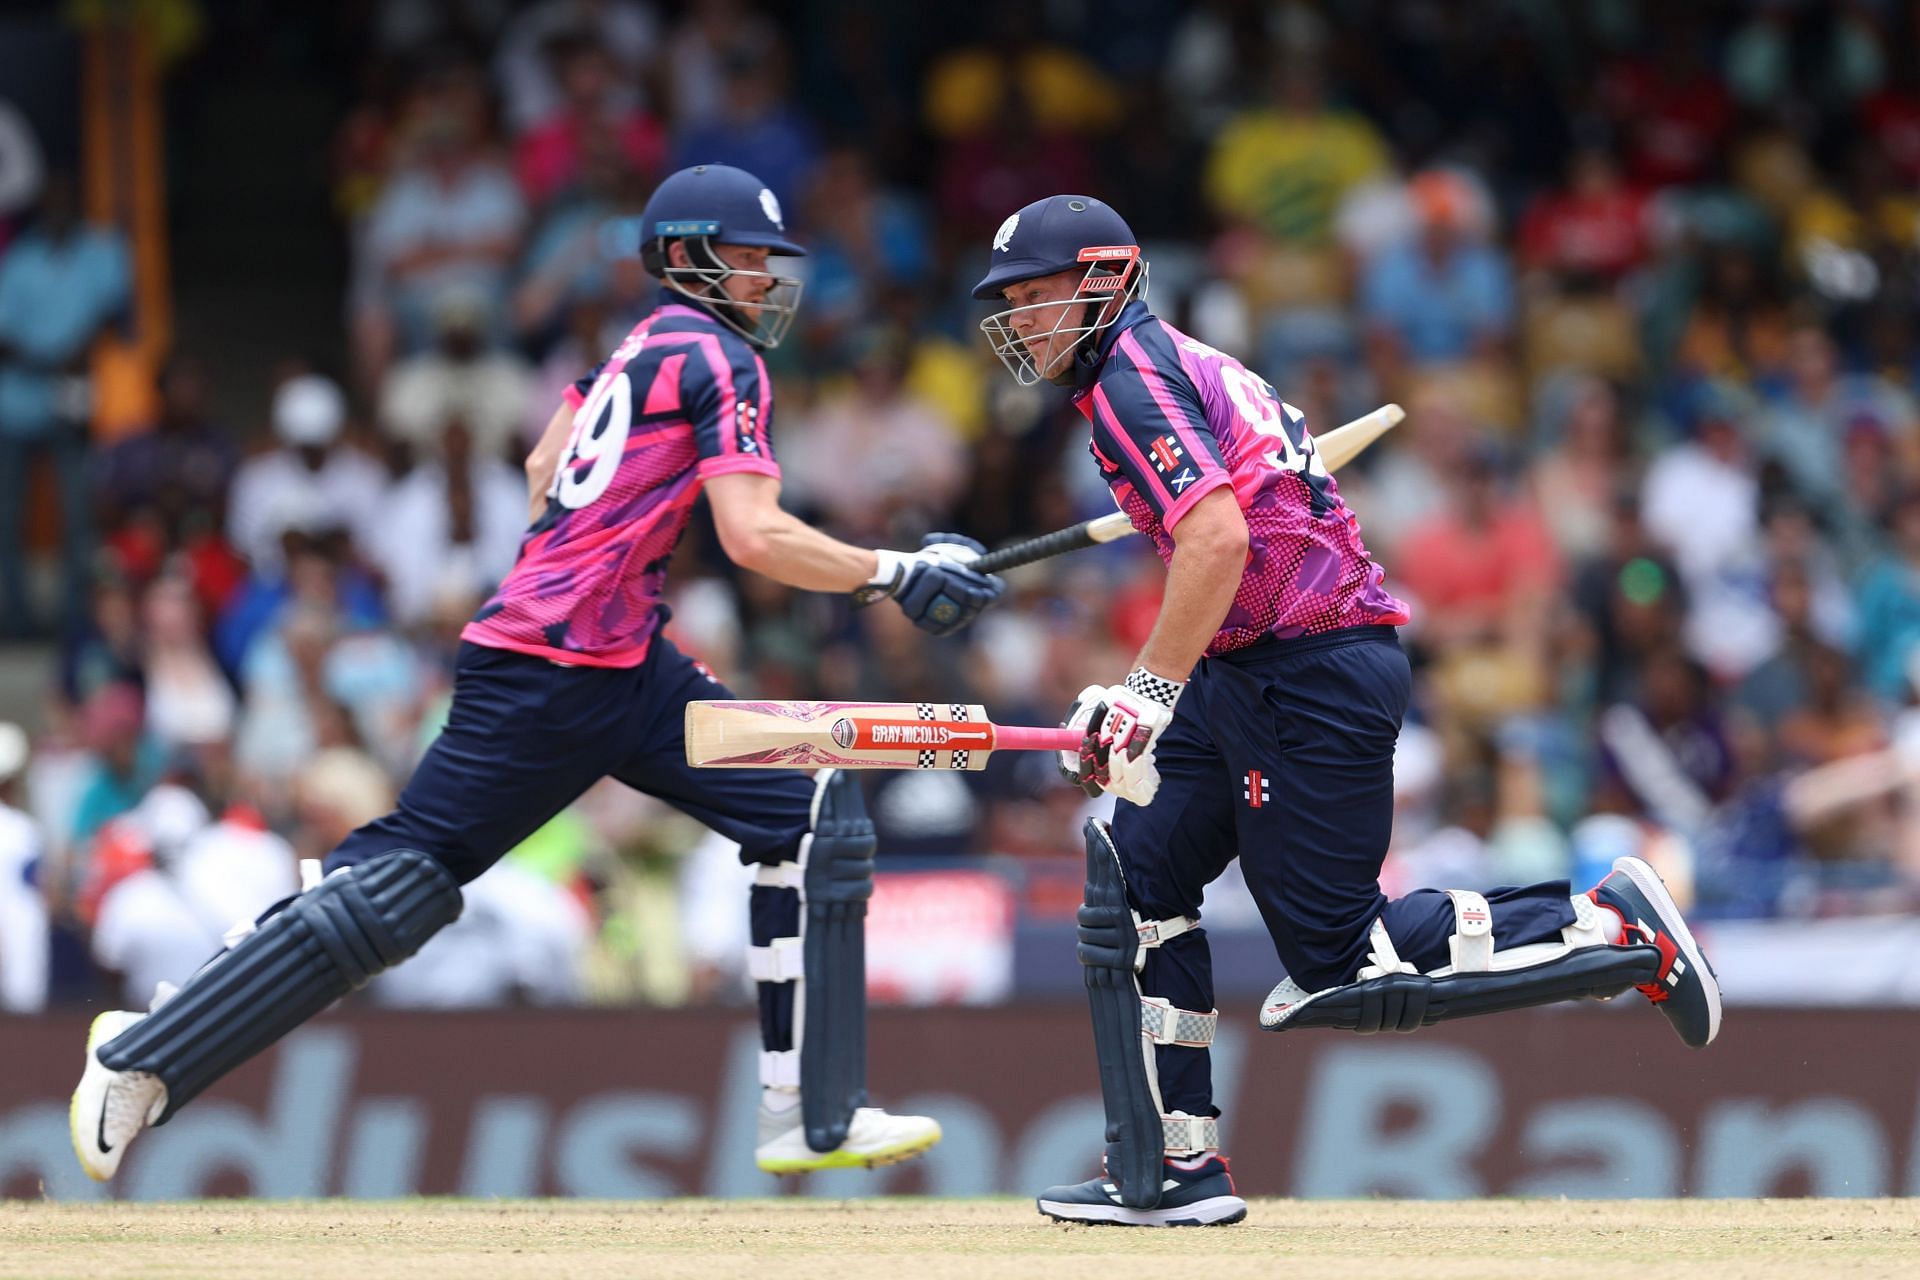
[831,717,856,749]
[759,188,784,231]
[993,212,1020,253]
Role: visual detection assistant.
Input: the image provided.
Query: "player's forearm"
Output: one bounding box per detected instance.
[1137,544,1243,678]
[724,506,879,592]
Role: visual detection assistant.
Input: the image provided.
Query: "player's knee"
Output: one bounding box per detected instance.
[747,770,872,876]
[290,849,463,987]
[1100,823,1202,924]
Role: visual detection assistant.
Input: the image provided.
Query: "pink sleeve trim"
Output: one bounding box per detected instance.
[697,455,781,481]
[1160,471,1233,532]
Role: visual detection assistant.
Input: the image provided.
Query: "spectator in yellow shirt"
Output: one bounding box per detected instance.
[1204,60,1389,247]
[923,9,1121,140]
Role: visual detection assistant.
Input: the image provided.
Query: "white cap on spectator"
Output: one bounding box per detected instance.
[132,783,211,864]
[430,284,489,333]
[274,374,347,448]
[0,721,26,782]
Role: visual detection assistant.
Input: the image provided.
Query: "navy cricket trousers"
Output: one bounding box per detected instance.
[329,635,817,883]
[1110,625,1577,1116]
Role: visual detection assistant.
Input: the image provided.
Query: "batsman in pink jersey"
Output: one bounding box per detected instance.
[974,195,1723,1228]
[70,165,1005,1186]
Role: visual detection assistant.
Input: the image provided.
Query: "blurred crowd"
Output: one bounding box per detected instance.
[9,0,1920,1012]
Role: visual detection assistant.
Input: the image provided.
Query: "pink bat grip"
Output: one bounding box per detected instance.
[993,725,1086,752]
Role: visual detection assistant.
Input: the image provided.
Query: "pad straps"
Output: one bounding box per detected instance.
[1141,996,1218,1048]
[1134,913,1197,960]
[1162,1113,1220,1153]
[1132,907,1218,1157]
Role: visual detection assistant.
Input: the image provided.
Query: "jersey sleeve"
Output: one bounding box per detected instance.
[1085,353,1232,530]
[683,334,780,481]
[562,362,605,411]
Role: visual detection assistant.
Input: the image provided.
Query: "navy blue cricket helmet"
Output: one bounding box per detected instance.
[972,195,1148,385]
[639,163,806,348]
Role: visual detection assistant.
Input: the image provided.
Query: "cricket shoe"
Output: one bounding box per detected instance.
[1038,1152,1247,1227]
[1589,855,1722,1048]
[70,1010,168,1181]
[754,1104,941,1174]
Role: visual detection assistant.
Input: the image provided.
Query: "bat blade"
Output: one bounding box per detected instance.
[1312,402,1403,472]
[685,700,1080,770]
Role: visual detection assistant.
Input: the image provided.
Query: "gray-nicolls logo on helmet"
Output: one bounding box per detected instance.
[973,195,1148,386]
[637,163,807,349]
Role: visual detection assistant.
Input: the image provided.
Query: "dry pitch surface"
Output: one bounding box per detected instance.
[5,1199,1919,1280]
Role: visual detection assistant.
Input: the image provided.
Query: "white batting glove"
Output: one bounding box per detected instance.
[1095,669,1185,807]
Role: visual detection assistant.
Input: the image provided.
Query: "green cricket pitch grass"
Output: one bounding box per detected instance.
[5,1199,1919,1279]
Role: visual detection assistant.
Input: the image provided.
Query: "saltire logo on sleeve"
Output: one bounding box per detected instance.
[1149,434,1184,473]
[1242,769,1270,808]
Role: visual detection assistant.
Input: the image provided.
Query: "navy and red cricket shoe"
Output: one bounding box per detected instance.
[1589,855,1722,1048]
[1038,1152,1247,1227]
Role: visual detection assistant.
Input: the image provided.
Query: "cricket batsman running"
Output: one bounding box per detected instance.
[972,195,1721,1227]
[71,163,1005,1181]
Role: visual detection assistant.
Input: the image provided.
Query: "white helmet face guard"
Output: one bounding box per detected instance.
[979,248,1148,385]
[663,235,804,349]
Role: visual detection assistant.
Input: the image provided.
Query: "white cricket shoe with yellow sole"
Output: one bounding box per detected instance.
[70,1010,168,1182]
[754,1104,941,1174]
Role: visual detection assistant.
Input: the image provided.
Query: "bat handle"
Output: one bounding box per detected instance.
[973,522,1101,575]
[994,725,1086,752]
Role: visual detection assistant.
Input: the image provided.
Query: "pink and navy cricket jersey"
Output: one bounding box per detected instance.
[1073,302,1410,653]
[463,299,779,666]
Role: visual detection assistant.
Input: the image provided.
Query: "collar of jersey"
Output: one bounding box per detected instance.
[654,287,731,330]
[1072,299,1154,393]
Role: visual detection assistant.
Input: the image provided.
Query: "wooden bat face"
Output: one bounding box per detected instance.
[687,700,1000,770]
[685,701,1082,770]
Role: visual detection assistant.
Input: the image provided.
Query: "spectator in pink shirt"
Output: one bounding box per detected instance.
[515,33,666,207]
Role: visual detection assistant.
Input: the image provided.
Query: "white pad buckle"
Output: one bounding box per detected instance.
[760,1048,800,1088]
[1135,915,1195,948]
[747,937,804,983]
[1445,889,1495,974]
[1133,914,1197,972]
[754,860,805,890]
[1140,997,1217,1047]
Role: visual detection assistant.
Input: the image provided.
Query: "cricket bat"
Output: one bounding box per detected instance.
[685,700,1082,770]
[971,402,1404,574]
